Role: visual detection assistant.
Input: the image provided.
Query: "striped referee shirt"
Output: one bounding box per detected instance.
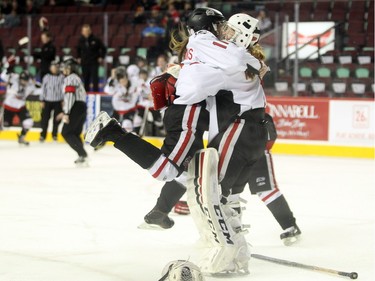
[42,73,65,102]
[63,73,87,115]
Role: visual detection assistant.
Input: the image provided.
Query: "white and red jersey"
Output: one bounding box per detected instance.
[63,73,86,114]
[111,83,139,114]
[134,77,153,109]
[103,77,119,95]
[1,70,37,111]
[174,31,266,115]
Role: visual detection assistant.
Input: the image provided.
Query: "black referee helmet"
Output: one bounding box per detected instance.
[62,58,79,75]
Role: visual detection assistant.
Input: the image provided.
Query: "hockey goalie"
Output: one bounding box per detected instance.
[186,148,250,275]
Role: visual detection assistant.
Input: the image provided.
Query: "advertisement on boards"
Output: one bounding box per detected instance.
[282,21,335,59]
[267,97,329,141]
[329,100,374,146]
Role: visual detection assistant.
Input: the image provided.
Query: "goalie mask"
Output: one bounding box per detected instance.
[187,7,226,36]
[159,260,205,281]
[224,13,259,48]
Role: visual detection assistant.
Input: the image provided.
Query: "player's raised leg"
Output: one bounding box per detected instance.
[85,111,126,148]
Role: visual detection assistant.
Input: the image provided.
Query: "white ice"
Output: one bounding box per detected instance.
[0,141,374,281]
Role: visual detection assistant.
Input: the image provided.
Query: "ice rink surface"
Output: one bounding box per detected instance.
[0,140,374,281]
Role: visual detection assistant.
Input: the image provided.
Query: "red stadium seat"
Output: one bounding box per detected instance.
[110,36,126,48]
[141,36,161,48]
[125,34,142,48]
[347,34,367,48]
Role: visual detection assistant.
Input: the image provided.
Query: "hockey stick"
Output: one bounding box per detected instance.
[251,254,358,279]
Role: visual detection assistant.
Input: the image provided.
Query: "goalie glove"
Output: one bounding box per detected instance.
[150,72,177,110]
[174,200,190,215]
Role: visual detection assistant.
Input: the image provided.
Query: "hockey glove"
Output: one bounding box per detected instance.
[150,72,177,110]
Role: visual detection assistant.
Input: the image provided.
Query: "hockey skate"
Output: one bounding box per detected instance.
[18,134,29,145]
[74,156,88,167]
[93,141,106,151]
[85,111,125,148]
[138,209,174,230]
[280,225,301,246]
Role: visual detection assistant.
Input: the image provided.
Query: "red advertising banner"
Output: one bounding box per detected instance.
[266,97,329,140]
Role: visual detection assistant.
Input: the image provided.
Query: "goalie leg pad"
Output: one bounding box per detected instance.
[187,148,251,274]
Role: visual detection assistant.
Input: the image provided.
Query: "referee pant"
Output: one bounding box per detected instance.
[40,100,63,139]
[62,101,88,157]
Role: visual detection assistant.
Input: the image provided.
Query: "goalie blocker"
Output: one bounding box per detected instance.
[187,148,250,274]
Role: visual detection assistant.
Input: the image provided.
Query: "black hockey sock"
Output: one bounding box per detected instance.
[155,180,187,213]
[113,133,163,169]
[266,195,296,230]
[20,128,28,136]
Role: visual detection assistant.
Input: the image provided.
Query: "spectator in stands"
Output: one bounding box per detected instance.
[150,5,163,25]
[76,24,107,92]
[163,3,180,26]
[133,5,147,24]
[136,0,156,11]
[180,1,193,23]
[127,56,148,86]
[0,3,20,27]
[161,3,180,50]
[257,9,272,33]
[149,53,168,77]
[141,18,165,37]
[33,31,56,79]
[0,0,11,16]
[26,0,40,14]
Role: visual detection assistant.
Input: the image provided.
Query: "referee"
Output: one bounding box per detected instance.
[40,61,64,142]
[61,59,88,165]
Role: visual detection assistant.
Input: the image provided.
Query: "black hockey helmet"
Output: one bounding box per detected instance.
[19,70,30,81]
[62,58,79,74]
[187,7,226,36]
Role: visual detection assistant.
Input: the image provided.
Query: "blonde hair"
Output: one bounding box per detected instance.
[249,44,265,60]
[245,43,266,79]
[169,24,189,62]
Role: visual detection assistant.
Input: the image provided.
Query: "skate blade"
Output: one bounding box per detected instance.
[282,235,301,246]
[85,111,110,144]
[75,162,89,168]
[208,269,250,278]
[137,222,167,230]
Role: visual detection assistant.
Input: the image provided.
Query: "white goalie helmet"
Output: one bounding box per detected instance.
[226,13,259,48]
[159,260,205,281]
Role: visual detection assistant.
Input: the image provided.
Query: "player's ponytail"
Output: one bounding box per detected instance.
[169,23,189,63]
[249,44,265,61]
